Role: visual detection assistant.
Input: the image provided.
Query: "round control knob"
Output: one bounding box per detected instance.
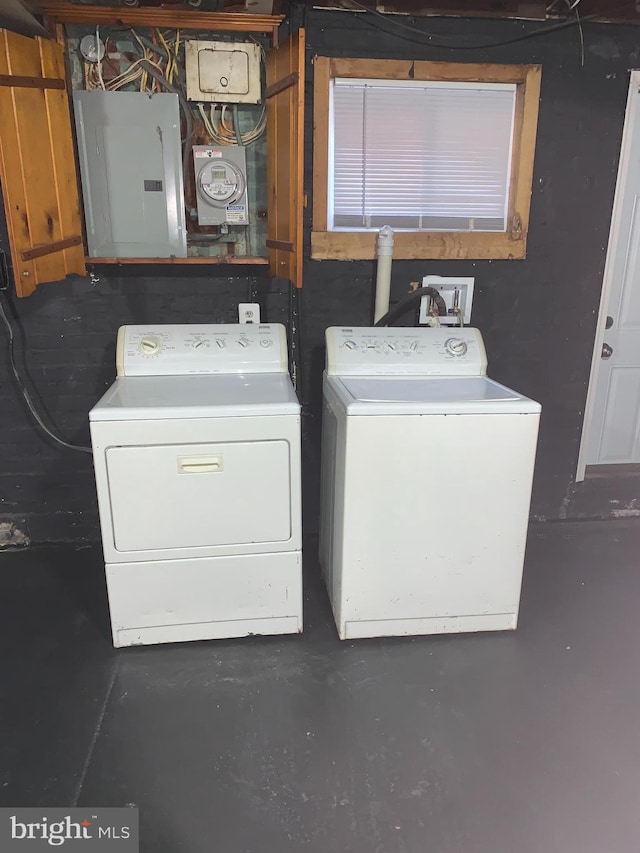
[445,337,468,357]
[193,339,206,349]
[260,338,273,348]
[237,338,250,349]
[386,341,397,351]
[139,336,161,356]
[215,338,226,348]
[409,341,418,351]
[344,340,357,350]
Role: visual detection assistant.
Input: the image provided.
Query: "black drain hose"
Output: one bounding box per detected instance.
[374,286,448,327]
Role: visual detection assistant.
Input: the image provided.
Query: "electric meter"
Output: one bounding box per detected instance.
[199,161,244,205]
[193,145,249,226]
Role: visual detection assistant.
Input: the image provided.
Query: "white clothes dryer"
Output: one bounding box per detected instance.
[90,323,302,647]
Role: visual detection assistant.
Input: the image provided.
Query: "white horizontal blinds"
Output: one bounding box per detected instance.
[330,82,365,228]
[330,79,517,231]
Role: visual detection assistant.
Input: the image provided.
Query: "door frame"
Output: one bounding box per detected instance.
[576,70,640,482]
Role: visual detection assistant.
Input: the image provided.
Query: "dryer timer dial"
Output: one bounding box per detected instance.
[139,336,162,356]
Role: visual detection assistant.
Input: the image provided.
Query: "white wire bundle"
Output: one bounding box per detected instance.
[96,26,105,90]
[83,28,181,93]
[197,103,266,146]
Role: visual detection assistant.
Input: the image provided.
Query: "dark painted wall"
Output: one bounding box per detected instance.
[299,11,640,522]
[0,270,289,544]
[0,12,638,544]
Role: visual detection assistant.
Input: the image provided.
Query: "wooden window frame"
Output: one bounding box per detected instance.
[312,57,541,261]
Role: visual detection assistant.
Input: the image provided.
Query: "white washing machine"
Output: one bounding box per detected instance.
[90,323,302,648]
[320,326,541,640]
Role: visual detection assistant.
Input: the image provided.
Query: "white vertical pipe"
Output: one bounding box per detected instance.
[373,226,394,323]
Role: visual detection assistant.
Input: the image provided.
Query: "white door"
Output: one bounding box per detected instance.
[579,71,640,475]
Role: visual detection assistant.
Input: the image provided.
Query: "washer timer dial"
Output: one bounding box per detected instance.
[445,337,468,357]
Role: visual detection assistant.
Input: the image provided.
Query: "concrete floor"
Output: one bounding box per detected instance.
[1,521,639,853]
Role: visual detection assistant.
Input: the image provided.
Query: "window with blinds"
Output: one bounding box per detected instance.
[312,58,541,260]
[329,78,517,232]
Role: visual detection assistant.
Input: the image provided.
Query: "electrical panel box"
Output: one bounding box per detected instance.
[185,40,261,104]
[73,91,187,258]
[193,145,249,226]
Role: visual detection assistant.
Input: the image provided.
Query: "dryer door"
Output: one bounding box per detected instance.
[105,440,291,552]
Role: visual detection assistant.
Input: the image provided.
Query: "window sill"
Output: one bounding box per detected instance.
[310,230,527,261]
[85,256,269,266]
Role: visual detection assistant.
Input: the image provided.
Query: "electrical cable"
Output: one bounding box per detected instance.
[339,0,459,40]
[174,29,181,84]
[199,102,266,146]
[137,58,194,186]
[570,0,585,66]
[157,28,177,85]
[232,104,244,147]
[336,0,611,51]
[131,29,171,61]
[138,59,193,141]
[374,286,447,327]
[0,293,92,455]
[103,56,158,90]
[96,25,106,90]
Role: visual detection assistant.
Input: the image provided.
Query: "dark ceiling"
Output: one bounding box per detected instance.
[3,0,639,38]
[311,0,640,25]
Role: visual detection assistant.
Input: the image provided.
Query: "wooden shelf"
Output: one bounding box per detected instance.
[86,256,269,265]
[40,3,284,38]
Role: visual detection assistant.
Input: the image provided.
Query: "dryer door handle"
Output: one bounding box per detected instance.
[178,455,223,474]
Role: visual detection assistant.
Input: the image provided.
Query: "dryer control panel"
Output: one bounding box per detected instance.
[326,327,487,376]
[116,323,288,376]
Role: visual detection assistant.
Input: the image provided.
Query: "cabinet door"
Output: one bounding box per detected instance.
[265,29,305,288]
[105,440,293,553]
[0,31,85,296]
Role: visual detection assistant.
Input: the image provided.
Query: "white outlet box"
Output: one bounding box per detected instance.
[238,302,261,324]
[419,276,475,326]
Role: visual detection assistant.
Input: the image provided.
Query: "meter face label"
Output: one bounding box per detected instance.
[226,205,247,222]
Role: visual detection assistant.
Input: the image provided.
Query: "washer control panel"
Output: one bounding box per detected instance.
[116,323,288,376]
[326,327,487,376]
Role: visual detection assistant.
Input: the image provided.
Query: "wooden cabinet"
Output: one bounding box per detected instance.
[0,4,305,295]
[0,30,85,297]
[266,28,305,291]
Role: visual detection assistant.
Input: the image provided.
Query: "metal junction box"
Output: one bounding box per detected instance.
[185,40,261,104]
[73,91,187,258]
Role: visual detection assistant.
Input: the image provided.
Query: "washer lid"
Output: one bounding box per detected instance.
[90,373,300,421]
[330,375,541,415]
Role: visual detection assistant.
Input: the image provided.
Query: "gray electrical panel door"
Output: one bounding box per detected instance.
[73,91,187,258]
